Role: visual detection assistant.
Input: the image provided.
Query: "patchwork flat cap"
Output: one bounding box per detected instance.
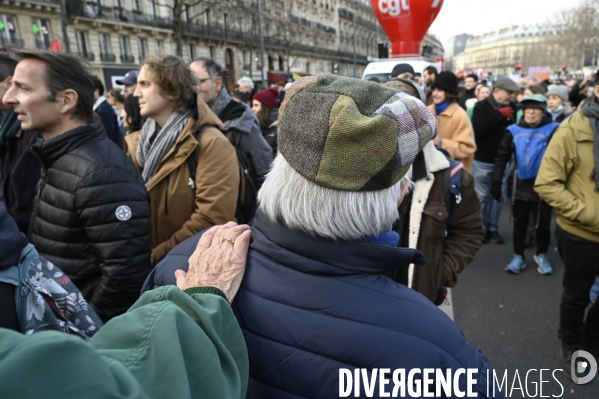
[278,74,437,192]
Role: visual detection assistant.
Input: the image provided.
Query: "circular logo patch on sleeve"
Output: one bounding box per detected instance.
[115,205,132,221]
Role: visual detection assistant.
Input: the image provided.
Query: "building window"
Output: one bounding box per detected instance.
[32,18,51,50]
[138,37,148,62]
[0,14,20,47]
[209,46,215,59]
[76,30,91,58]
[225,49,234,70]
[242,50,248,68]
[188,43,196,60]
[155,39,164,54]
[205,9,211,26]
[99,34,117,62]
[133,0,142,12]
[119,35,133,63]
[98,32,112,59]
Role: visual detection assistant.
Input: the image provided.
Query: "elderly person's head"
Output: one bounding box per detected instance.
[257,75,436,241]
[237,77,254,95]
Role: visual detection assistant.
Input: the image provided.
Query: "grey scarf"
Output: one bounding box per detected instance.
[581,96,599,191]
[136,109,194,186]
[211,88,231,119]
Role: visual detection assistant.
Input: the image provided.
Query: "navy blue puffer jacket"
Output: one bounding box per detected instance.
[144,211,501,398]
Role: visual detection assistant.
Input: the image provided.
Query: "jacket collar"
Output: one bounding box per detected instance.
[31,119,105,167]
[93,96,106,111]
[565,110,594,141]
[517,113,554,129]
[423,141,450,174]
[429,102,458,118]
[146,96,225,191]
[251,210,427,276]
[223,104,260,135]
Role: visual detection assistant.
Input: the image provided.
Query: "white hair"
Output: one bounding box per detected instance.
[237,76,254,90]
[258,155,410,241]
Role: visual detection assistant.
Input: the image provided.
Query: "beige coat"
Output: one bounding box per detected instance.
[125,97,240,263]
[428,102,476,172]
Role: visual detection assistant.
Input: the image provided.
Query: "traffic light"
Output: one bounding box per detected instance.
[514,63,523,72]
[332,63,339,75]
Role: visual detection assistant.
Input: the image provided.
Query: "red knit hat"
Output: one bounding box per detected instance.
[253,86,279,109]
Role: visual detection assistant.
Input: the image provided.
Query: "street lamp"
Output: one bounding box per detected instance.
[257,0,267,89]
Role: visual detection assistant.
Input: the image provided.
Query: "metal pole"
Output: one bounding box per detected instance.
[257,0,267,89]
[59,0,70,52]
[352,1,357,78]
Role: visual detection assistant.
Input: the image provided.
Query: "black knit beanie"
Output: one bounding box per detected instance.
[432,71,459,95]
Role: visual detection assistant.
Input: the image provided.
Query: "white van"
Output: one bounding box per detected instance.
[362,58,443,83]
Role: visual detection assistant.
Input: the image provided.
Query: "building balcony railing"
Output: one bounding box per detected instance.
[35,38,51,50]
[121,54,135,63]
[100,53,116,62]
[68,4,172,30]
[77,51,95,61]
[0,37,24,49]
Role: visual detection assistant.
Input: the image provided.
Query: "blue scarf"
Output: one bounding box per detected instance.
[435,101,451,116]
[549,105,563,122]
[356,230,400,247]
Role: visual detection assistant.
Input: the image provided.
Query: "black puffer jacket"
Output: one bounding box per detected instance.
[29,120,151,321]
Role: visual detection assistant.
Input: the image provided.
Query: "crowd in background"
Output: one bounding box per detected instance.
[0,49,596,397]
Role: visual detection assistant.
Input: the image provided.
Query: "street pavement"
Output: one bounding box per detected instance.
[453,204,598,398]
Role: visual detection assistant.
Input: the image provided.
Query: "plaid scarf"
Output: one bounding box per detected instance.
[136,109,194,186]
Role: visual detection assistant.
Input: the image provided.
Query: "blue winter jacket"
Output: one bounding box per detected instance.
[143,211,502,398]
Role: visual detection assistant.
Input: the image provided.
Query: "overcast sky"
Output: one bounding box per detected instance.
[428,0,583,44]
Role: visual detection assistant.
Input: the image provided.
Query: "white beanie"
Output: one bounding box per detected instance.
[546,84,568,102]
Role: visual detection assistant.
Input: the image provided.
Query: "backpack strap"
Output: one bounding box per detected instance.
[186,125,215,190]
[443,158,463,231]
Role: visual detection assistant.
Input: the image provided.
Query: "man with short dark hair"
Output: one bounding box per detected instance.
[471,76,520,244]
[423,65,437,88]
[3,50,152,322]
[459,74,478,109]
[190,58,273,222]
[0,52,19,204]
[0,52,41,233]
[92,76,121,148]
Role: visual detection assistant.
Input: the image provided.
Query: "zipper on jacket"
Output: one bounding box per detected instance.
[164,175,169,215]
[27,168,47,241]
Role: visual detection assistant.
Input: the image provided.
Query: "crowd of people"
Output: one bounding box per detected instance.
[0,49,596,397]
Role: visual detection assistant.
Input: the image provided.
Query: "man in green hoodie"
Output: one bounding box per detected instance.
[535,74,599,379]
[0,222,250,399]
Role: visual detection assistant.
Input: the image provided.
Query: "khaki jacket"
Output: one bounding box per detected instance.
[534,111,599,243]
[428,102,477,172]
[125,97,240,263]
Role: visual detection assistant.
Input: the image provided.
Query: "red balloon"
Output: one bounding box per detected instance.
[371,0,444,57]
